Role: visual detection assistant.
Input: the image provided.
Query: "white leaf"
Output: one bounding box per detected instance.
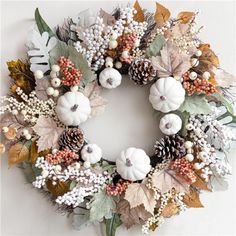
[32,116,63,152]
[27,30,57,73]
[212,67,236,88]
[77,9,97,27]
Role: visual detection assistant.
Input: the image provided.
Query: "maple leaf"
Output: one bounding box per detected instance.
[151,169,190,194]
[151,41,191,78]
[32,116,64,152]
[124,183,156,214]
[82,81,108,117]
[117,199,152,229]
[35,78,51,101]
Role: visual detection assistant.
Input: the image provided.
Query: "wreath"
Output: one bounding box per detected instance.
[1,1,236,236]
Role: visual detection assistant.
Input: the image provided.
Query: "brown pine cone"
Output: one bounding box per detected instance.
[151,135,186,166]
[128,58,156,86]
[58,127,84,153]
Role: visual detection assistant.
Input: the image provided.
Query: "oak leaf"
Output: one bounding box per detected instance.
[124,183,156,214]
[177,12,194,24]
[183,189,204,208]
[82,81,108,117]
[154,3,171,26]
[151,40,191,78]
[8,143,29,167]
[161,201,179,217]
[32,116,64,152]
[133,0,145,22]
[151,169,190,194]
[117,199,152,229]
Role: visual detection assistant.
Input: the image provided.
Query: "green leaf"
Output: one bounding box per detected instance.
[146,35,166,58]
[180,111,190,136]
[90,190,116,222]
[101,161,116,174]
[49,40,96,89]
[210,93,234,114]
[70,180,77,190]
[35,8,55,38]
[178,95,212,115]
[106,213,122,236]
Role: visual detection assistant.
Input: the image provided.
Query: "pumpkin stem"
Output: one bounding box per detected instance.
[160,96,166,101]
[165,123,171,129]
[106,78,113,85]
[71,104,79,112]
[125,158,132,167]
[87,146,93,153]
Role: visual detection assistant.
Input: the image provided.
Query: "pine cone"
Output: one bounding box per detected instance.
[128,59,156,85]
[152,135,186,166]
[58,128,84,153]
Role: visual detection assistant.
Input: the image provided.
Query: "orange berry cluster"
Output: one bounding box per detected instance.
[106,180,130,196]
[58,57,82,86]
[170,157,196,184]
[46,148,79,166]
[183,71,217,96]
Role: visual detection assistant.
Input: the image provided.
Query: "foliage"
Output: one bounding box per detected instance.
[146,35,166,58]
[105,213,122,236]
[154,3,171,26]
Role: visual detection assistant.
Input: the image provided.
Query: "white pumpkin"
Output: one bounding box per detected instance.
[116,147,151,181]
[149,77,185,113]
[159,114,182,135]
[99,67,122,89]
[56,91,91,126]
[81,144,102,164]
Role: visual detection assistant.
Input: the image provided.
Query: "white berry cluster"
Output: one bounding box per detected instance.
[0,87,56,124]
[186,114,233,181]
[74,6,147,71]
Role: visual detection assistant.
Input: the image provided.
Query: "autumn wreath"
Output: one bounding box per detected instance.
[1,1,236,236]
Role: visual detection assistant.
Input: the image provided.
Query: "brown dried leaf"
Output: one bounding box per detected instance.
[151,40,191,78]
[33,116,64,152]
[4,127,17,140]
[124,183,156,214]
[0,143,6,155]
[46,180,70,197]
[198,44,220,67]
[117,199,152,229]
[151,169,190,194]
[8,143,29,167]
[133,0,145,22]
[191,173,212,191]
[82,81,108,117]
[177,12,194,24]
[154,2,171,26]
[183,189,204,208]
[35,78,51,101]
[161,201,179,217]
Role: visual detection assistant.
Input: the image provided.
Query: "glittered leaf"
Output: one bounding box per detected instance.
[117,199,152,229]
[105,213,122,236]
[133,0,145,22]
[124,183,156,214]
[151,169,190,194]
[146,34,166,58]
[7,60,35,94]
[161,201,179,217]
[32,116,64,152]
[178,95,212,115]
[151,40,191,77]
[183,189,204,208]
[35,8,55,38]
[154,2,171,26]
[72,205,91,230]
[210,175,229,191]
[177,12,194,24]
[82,81,108,117]
[8,143,29,167]
[89,190,116,222]
[46,180,70,197]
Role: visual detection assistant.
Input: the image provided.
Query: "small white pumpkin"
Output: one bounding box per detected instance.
[99,67,122,89]
[159,114,182,135]
[149,77,185,113]
[81,144,102,164]
[56,91,91,126]
[116,147,151,181]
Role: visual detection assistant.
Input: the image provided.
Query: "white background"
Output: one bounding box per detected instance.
[1,1,236,236]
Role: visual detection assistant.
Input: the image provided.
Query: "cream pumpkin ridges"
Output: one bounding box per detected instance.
[56,91,91,126]
[149,77,185,113]
[159,113,182,135]
[116,147,151,181]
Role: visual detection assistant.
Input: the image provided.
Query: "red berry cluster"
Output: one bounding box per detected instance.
[58,57,82,86]
[170,157,196,184]
[46,148,79,166]
[183,71,217,96]
[106,180,130,196]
